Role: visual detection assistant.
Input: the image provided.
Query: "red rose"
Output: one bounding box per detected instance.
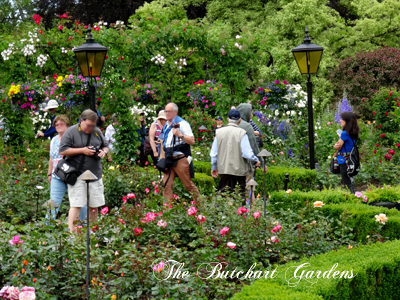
[53,74,58,79]
[379,125,382,128]
[376,144,380,147]
[388,149,395,155]
[397,143,400,148]
[58,26,63,30]
[373,112,376,115]
[385,112,388,116]
[389,91,394,96]
[379,134,385,138]
[59,13,68,19]
[384,154,392,161]
[38,29,43,34]
[198,80,204,84]
[373,150,377,154]
[47,41,51,45]
[120,56,123,60]
[33,14,42,24]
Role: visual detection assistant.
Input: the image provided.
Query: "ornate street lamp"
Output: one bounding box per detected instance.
[73,25,108,112]
[291,26,323,170]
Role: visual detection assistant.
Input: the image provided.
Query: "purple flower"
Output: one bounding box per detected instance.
[275,80,280,84]
[335,98,352,123]
[260,100,266,105]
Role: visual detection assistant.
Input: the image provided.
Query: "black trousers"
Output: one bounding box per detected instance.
[340,164,355,194]
[218,174,247,204]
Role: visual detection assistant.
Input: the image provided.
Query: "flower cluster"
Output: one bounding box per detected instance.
[354,191,368,202]
[151,54,166,64]
[0,286,35,300]
[1,43,15,61]
[174,58,187,69]
[335,97,352,123]
[36,54,49,67]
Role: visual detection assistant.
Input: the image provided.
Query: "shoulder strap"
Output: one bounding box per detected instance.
[76,128,92,173]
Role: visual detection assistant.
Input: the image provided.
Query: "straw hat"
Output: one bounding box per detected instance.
[46,99,59,109]
[157,110,167,120]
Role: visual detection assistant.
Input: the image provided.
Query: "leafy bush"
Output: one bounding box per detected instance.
[322,202,400,242]
[231,239,400,300]
[269,189,357,211]
[329,47,400,117]
[364,185,400,204]
[193,162,318,194]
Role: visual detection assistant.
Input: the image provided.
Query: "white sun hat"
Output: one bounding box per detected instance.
[46,99,59,109]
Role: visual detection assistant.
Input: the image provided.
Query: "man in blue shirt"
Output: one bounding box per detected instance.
[210,109,260,203]
[36,99,58,140]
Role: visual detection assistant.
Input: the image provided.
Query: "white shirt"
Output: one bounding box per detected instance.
[165,119,194,156]
[104,124,116,152]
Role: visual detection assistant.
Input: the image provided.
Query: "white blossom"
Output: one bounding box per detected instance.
[235,35,242,39]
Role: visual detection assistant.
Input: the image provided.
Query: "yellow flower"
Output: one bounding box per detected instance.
[102,174,104,177]
[313,201,324,208]
[56,76,63,82]
[24,168,27,171]
[137,184,139,187]
[109,166,115,170]
[58,82,62,87]
[130,181,133,184]
[8,85,21,97]
[65,74,69,79]
[265,89,272,92]
[117,165,120,168]
[214,88,218,90]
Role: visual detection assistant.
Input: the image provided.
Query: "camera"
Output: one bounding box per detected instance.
[171,122,180,129]
[90,146,102,160]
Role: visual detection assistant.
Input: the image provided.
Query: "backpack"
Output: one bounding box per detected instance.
[346,139,360,177]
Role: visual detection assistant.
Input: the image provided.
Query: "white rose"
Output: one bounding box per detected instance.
[275,110,279,116]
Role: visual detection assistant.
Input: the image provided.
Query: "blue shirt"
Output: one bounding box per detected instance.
[43,115,56,139]
[338,131,356,164]
[210,134,259,171]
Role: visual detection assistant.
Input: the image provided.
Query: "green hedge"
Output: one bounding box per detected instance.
[365,185,400,204]
[173,172,216,196]
[269,189,357,211]
[231,239,400,300]
[193,162,318,193]
[321,203,400,243]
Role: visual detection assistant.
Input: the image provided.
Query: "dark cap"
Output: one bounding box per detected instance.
[216,116,223,121]
[228,109,241,121]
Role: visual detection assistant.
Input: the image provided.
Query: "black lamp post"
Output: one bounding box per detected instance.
[291,26,323,170]
[73,25,108,112]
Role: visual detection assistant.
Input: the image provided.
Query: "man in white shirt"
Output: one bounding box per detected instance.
[161,103,199,201]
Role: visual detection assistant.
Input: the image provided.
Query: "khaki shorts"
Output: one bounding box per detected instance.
[68,178,105,208]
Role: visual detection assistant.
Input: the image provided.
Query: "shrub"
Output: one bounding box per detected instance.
[231,239,400,300]
[322,202,400,242]
[329,47,400,117]
[194,162,318,194]
[364,185,400,204]
[269,189,357,211]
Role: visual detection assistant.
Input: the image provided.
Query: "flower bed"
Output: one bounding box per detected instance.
[231,239,400,300]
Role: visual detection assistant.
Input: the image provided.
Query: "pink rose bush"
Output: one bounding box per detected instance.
[9,236,23,246]
[220,227,230,237]
[0,286,35,300]
[187,206,197,216]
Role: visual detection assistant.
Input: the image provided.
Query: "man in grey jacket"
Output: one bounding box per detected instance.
[237,103,267,201]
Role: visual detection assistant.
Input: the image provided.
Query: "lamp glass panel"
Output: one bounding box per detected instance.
[309,50,323,73]
[75,51,90,77]
[293,52,308,74]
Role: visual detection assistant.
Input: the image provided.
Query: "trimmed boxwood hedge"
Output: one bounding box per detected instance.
[321,203,400,243]
[173,172,216,196]
[193,162,318,193]
[364,185,400,204]
[269,189,357,211]
[231,239,400,300]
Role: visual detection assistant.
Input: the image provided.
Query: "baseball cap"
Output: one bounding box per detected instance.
[228,109,241,121]
[216,116,223,121]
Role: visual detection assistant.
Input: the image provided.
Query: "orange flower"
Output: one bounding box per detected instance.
[121,273,124,277]
[22,268,25,274]
[111,295,117,300]
[47,266,51,271]
[23,260,28,265]
[33,278,37,283]
[13,272,17,277]
[99,283,103,286]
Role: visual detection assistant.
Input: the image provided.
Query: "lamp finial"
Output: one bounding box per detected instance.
[86,25,94,43]
[304,26,311,44]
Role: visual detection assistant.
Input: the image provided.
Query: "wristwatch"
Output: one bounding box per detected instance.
[180,134,185,139]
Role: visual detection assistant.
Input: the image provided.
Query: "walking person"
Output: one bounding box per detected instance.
[237,103,267,202]
[46,115,87,221]
[149,109,167,161]
[105,114,118,162]
[334,111,360,194]
[59,109,109,232]
[213,116,224,137]
[136,111,148,167]
[210,109,260,204]
[36,100,59,140]
[161,103,199,201]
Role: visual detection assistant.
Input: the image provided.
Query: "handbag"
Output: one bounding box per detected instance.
[330,151,341,174]
[54,128,91,185]
[144,137,153,156]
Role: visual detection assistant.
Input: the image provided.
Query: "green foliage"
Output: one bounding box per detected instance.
[322,202,400,242]
[270,189,357,211]
[364,185,400,204]
[231,238,400,300]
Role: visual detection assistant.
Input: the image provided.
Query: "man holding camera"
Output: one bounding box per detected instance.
[161,103,199,201]
[59,109,109,232]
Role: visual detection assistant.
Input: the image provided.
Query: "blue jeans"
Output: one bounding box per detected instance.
[46,177,87,221]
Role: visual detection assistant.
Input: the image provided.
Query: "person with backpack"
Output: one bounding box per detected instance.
[333,111,360,194]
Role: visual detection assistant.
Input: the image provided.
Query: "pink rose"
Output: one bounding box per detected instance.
[271,236,279,243]
[122,196,127,203]
[145,188,150,194]
[220,227,230,237]
[271,224,282,233]
[227,242,236,249]
[236,207,248,215]
[9,235,24,245]
[127,193,136,199]
[187,206,197,216]
[196,214,205,223]
[100,207,109,215]
[252,211,261,219]
[157,220,167,228]
[119,219,125,224]
[134,228,142,236]
[20,286,35,299]
[8,287,20,300]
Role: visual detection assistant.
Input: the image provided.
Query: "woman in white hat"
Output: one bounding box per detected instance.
[36,99,59,139]
[149,107,166,162]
